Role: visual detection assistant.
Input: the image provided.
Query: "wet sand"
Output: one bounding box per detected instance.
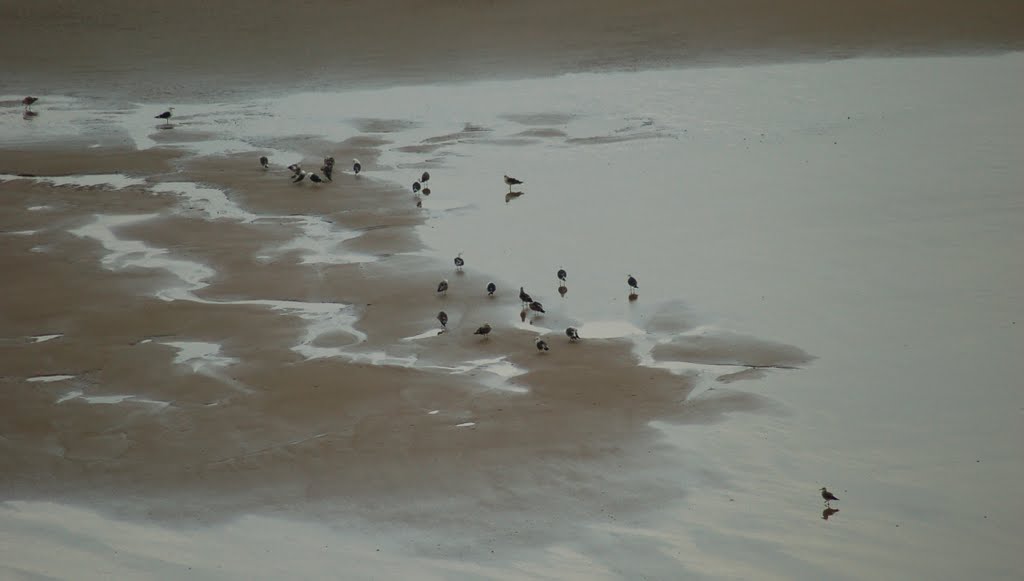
[3,3,1024,580]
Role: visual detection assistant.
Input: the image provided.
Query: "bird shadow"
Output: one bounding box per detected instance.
[558,285,568,297]
[821,507,840,521]
[157,124,175,130]
[628,292,639,301]
[505,191,525,203]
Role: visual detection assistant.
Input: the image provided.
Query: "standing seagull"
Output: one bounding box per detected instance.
[486,282,496,296]
[412,181,421,194]
[529,301,546,315]
[504,174,523,193]
[557,268,567,284]
[259,156,269,169]
[474,323,492,338]
[820,487,840,505]
[454,253,465,272]
[155,107,174,128]
[22,96,39,116]
[352,159,361,175]
[437,311,448,330]
[437,279,449,296]
[421,171,430,184]
[519,286,533,306]
[566,327,580,342]
[627,274,639,294]
[535,337,550,352]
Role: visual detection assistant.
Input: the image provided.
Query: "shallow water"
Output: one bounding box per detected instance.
[3,53,1023,579]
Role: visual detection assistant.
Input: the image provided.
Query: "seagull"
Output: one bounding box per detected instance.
[22,96,38,109]
[627,274,639,294]
[292,171,307,183]
[352,159,361,175]
[566,327,580,342]
[535,337,550,352]
[421,171,430,183]
[454,253,464,271]
[557,268,567,283]
[287,163,302,175]
[504,174,523,193]
[412,181,421,193]
[259,156,269,169]
[486,282,496,296]
[474,323,492,338]
[323,156,335,167]
[321,164,333,181]
[309,173,324,183]
[155,107,174,127]
[529,301,545,314]
[437,311,448,329]
[519,286,533,305]
[820,487,840,505]
[437,279,449,296]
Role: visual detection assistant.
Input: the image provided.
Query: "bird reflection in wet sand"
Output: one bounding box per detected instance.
[558,284,568,297]
[505,191,524,203]
[520,307,528,322]
[821,507,840,521]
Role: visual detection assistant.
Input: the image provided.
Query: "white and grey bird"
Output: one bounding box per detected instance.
[421,171,430,183]
[474,323,492,337]
[352,159,361,175]
[627,274,639,293]
[412,181,421,193]
[259,156,269,169]
[292,171,307,183]
[454,253,464,271]
[287,163,302,177]
[437,279,449,295]
[535,337,550,352]
[557,268,567,283]
[820,487,840,504]
[437,311,448,329]
[155,107,174,127]
[566,327,580,342]
[504,174,523,192]
[486,282,496,296]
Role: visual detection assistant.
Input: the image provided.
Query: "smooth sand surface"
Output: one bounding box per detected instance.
[3,4,1024,580]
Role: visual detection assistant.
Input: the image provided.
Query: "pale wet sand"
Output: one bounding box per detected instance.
[3,4,1024,580]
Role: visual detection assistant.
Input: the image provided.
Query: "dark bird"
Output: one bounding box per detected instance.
[437,311,448,329]
[474,323,492,337]
[566,327,580,342]
[323,156,335,167]
[519,286,532,305]
[352,159,361,175]
[627,274,639,293]
[259,156,269,169]
[292,171,307,183]
[155,107,174,127]
[321,164,333,181]
[535,337,550,352]
[820,487,840,505]
[557,268,567,283]
[529,301,545,314]
[504,174,523,192]
[437,279,449,295]
[454,253,464,271]
[309,173,324,183]
[486,282,496,296]
[22,96,38,109]
[421,171,430,183]
[412,181,421,193]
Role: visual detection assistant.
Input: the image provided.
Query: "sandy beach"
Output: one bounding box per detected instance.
[3,2,1024,580]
